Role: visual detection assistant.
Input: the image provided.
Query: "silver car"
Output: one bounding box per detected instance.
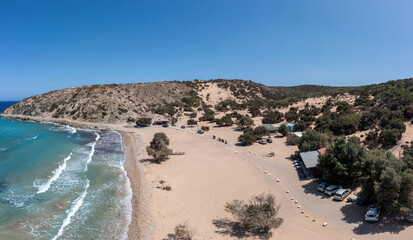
[347,189,361,202]
[365,205,380,222]
[334,188,351,201]
[324,185,341,196]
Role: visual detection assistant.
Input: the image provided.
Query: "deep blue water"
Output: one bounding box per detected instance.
[0,101,131,240]
[0,101,18,113]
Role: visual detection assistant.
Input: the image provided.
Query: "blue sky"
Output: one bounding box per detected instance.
[1,0,413,100]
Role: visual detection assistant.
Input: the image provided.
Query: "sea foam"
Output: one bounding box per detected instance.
[84,133,100,171]
[36,153,72,194]
[51,180,89,240]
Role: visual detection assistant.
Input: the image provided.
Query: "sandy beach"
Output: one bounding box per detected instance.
[2,114,413,240]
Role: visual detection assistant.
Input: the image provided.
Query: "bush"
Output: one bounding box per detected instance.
[224,193,283,232]
[237,115,254,129]
[199,109,215,122]
[136,118,152,127]
[189,112,197,118]
[262,110,283,124]
[215,114,234,126]
[238,129,255,145]
[298,129,331,152]
[187,119,197,126]
[278,124,288,137]
[169,224,193,240]
[286,135,300,145]
[253,126,268,139]
[378,129,402,147]
[330,114,360,135]
[201,126,210,132]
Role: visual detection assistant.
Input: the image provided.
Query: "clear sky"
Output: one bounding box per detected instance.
[1,0,413,100]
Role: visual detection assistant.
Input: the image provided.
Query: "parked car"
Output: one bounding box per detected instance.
[334,188,351,201]
[365,205,380,222]
[347,189,361,203]
[162,123,169,127]
[267,138,273,143]
[325,185,341,196]
[197,129,204,134]
[356,195,365,205]
[404,210,413,223]
[259,139,267,144]
[317,182,328,192]
[295,165,302,169]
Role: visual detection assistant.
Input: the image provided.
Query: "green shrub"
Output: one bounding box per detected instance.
[136,118,152,127]
[224,193,283,232]
[189,112,197,118]
[170,224,193,240]
[187,119,197,126]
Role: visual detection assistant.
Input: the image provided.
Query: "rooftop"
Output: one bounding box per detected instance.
[300,151,319,169]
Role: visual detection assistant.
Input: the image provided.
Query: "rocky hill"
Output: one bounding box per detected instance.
[4,81,193,123]
[3,79,349,123]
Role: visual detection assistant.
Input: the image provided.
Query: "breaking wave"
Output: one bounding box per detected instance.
[35,153,72,194]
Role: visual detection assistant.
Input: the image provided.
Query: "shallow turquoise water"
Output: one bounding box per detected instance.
[0,102,132,240]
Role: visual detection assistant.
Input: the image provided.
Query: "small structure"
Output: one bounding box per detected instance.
[263,124,278,134]
[272,122,296,132]
[292,132,303,138]
[318,147,327,155]
[299,151,319,179]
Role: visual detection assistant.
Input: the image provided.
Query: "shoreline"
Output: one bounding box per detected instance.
[121,131,153,240]
[0,114,151,240]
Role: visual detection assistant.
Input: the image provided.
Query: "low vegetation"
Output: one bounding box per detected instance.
[298,129,331,152]
[168,224,193,240]
[225,193,283,233]
[136,117,152,127]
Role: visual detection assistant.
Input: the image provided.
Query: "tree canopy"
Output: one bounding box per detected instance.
[317,137,366,186]
[146,132,173,162]
[298,129,331,152]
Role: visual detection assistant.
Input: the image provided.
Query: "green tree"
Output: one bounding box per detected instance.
[378,129,402,147]
[146,132,173,162]
[187,119,197,126]
[330,114,360,135]
[253,126,268,139]
[199,109,215,122]
[238,129,256,145]
[298,129,330,152]
[399,169,413,215]
[216,114,234,126]
[278,124,288,137]
[262,110,283,124]
[136,118,152,127]
[237,115,254,129]
[317,137,367,186]
[361,149,411,214]
[224,193,283,233]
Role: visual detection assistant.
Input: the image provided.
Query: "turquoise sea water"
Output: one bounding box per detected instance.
[0,102,132,240]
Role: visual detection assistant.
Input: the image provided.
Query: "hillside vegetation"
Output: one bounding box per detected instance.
[4,78,413,147]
